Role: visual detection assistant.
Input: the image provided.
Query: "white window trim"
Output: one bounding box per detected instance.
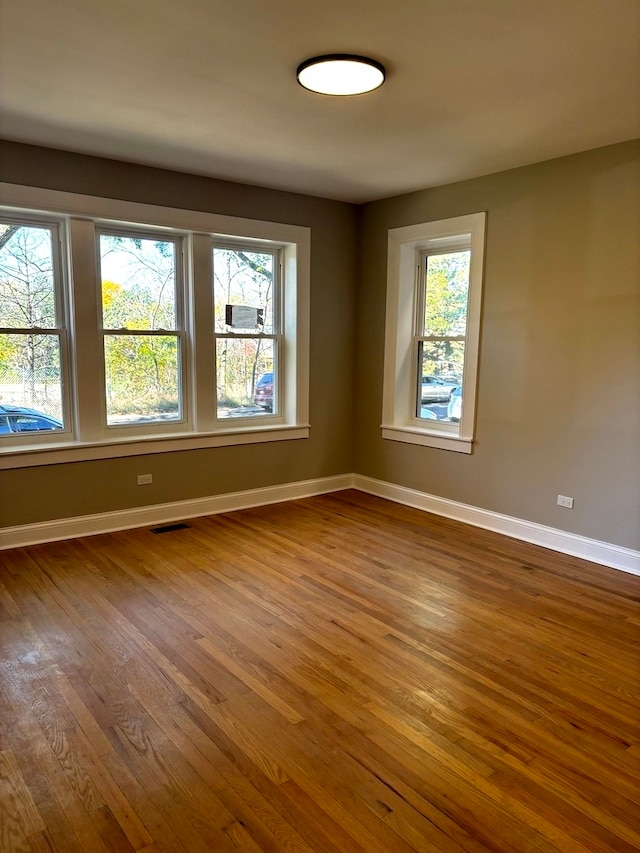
[0,183,310,469]
[381,212,486,453]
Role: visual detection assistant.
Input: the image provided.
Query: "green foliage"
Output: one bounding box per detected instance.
[424,252,469,337]
[0,227,277,421]
[100,237,181,418]
[421,251,469,378]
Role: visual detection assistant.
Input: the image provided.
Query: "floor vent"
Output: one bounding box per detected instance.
[150,523,191,534]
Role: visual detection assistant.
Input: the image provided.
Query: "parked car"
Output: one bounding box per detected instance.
[421,375,458,402]
[253,372,274,411]
[447,386,462,421]
[0,405,63,434]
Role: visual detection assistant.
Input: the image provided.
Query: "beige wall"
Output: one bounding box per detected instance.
[356,140,640,550]
[1,140,639,553]
[0,142,358,527]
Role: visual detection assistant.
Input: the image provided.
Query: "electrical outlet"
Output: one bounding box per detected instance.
[557,494,574,509]
[137,473,153,486]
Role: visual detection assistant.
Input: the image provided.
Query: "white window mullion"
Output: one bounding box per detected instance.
[282,245,308,425]
[67,218,105,442]
[190,233,216,431]
[0,185,311,466]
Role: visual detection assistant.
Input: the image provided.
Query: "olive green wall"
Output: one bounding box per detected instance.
[0,142,358,526]
[356,140,640,550]
[2,140,639,552]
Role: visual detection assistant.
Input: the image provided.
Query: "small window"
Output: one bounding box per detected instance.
[382,212,486,453]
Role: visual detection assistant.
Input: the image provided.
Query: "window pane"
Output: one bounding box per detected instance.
[423,250,470,336]
[216,338,275,418]
[0,333,64,428]
[99,235,177,330]
[0,223,57,328]
[420,339,465,381]
[213,248,274,333]
[417,340,464,420]
[104,334,180,425]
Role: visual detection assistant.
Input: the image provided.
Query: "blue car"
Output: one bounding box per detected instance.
[0,404,63,434]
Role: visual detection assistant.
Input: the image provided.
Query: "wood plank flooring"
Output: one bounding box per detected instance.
[1,490,638,852]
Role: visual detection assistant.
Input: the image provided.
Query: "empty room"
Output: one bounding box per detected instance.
[1,1,639,851]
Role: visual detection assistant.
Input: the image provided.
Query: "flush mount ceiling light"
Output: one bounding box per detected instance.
[296,54,386,96]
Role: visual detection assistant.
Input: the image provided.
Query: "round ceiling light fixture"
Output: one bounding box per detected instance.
[296,54,386,96]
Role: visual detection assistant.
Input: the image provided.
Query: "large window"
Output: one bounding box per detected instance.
[0,185,310,467]
[382,212,486,453]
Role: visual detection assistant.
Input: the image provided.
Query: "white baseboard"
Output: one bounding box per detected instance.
[2,472,638,576]
[353,475,640,576]
[0,474,354,551]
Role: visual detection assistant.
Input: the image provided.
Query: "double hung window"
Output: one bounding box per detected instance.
[0,218,70,439]
[98,231,184,427]
[415,247,470,419]
[213,245,279,418]
[382,212,486,453]
[0,185,310,467]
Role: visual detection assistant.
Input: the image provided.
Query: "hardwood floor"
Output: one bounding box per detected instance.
[1,490,638,852]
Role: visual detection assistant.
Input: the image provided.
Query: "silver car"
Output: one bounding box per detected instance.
[420,375,458,402]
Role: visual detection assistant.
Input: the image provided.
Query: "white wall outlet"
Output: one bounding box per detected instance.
[557,494,574,509]
[137,473,153,485]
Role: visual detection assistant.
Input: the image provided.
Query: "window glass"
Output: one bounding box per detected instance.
[0,223,56,327]
[103,335,181,424]
[100,234,177,330]
[99,233,182,426]
[213,247,278,419]
[423,251,470,336]
[417,250,469,421]
[213,248,274,333]
[0,222,65,431]
[417,340,465,419]
[215,338,275,418]
[0,331,63,422]
[11,415,62,432]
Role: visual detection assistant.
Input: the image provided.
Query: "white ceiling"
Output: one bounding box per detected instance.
[2,0,639,203]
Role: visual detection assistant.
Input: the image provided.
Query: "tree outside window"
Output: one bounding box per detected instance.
[0,221,64,424]
[99,233,182,425]
[213,247,277,418]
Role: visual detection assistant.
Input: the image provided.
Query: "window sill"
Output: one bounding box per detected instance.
[0,424,310,469]
[381,425,473,454]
